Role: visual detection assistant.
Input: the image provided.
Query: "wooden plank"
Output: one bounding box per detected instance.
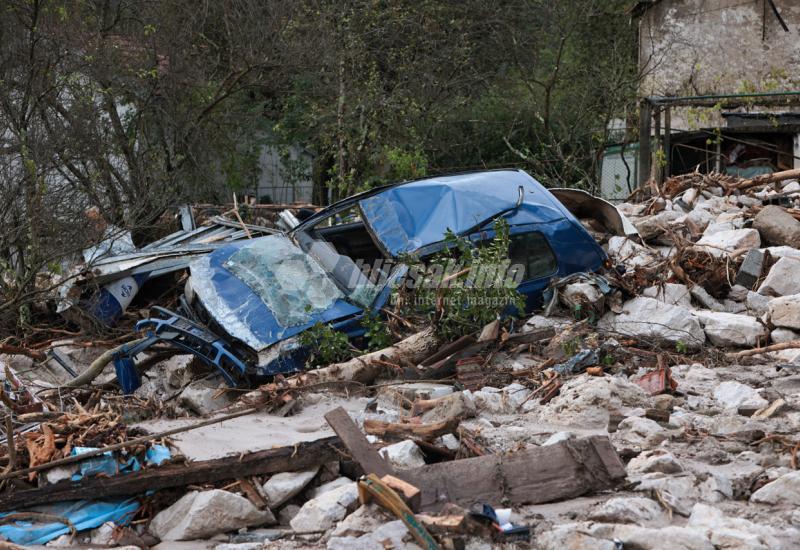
[324,407,394,478]
[0,436,341,512]
[406,435,625,511]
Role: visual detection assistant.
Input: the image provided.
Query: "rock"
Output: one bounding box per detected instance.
[713,381,768,410]
[607,236,659,267]
[769,294,800,330]
[522,315,572,333]
[537,522,713,550]
[534,374,649,428]
[587,497,666,526]
[262,468,319,508]
[751,471,800,505]
[471,384,531,414]
[627,450,684,474]
[634,473,699,517]
[437,433,460,451]
[695,228,760,257]
[687,503,785,549]
[542,431,574,446]
[746,290,770,316]
[178,381,233,416]
[89,522,118,546]
[692,310,767,347]
[689,286,724,312]
[758,257,800,297]
[562,282,605,310]
[385,382,453,401]
[215,544,264,550]
[735,249,766,289]
[328,520,419,550]
[330,504,387,537]
[308,477,354,499]
[290,482,359,533]
[614,416,667,449]
[642,283,692,308]
[634,210,682,242]
[379,440,426,470]
[753,205,800,246]
[277,505,300,525]
[772,327,800,344]
[598,297,705,348]
[149,490,275,541]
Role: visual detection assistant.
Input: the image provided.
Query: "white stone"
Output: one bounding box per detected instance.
[634,474,699,517]
[328,520,420,550]
[758,257,800,297]
[746,291,770,316]
[772,327,800,344]
[713,381,768,410]
[627,450,684,474]
[769,294,800,330]
[308,477,354,499]
[89,522,117,546]
[764,246,800,260]
[598,297,705,348]
[642,283,692,308]
[379,440,426,470]
[687,503,784,549]
[522,315,572,333]
[691,310,767,347]
[751,471,800,505]
[150,490,275,541]
[702,221,735,236]
[695,228,760,257]
[542,431,574,446]
[437,433,460,451]
[178,382,233,415]
[262,468,318,508]
[607,237,659,267]
[587,497,666,526]
[290,482,359,533]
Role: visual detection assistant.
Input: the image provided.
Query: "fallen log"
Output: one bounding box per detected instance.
[737,168,800,191]
[301,327,439,386]
[0,436,342,512]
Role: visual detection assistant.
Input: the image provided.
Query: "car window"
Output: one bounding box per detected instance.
[313,205,362,228]
[508,232,558,281]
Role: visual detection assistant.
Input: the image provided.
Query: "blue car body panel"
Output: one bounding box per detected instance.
[128,169,610,388]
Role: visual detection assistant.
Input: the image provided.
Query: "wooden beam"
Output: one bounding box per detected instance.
[406,435,626,511]
[0,436,342,512]
[324,407,395,478]
[638,99,652,187]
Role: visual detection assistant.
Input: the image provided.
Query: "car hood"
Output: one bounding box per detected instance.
[190,234,361,352]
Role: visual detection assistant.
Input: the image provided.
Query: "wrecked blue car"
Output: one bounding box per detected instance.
[119,169,633,391]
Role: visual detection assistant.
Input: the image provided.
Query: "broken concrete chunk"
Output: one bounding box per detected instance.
[598,297,705,348]
[607,236,659,267]
[753,205,800,246]
[290,482,359,533]
[695,228,760,257]
[262,468,319,508]
[692,310,766,348]
[758,257,800,297]
[379,440,426,470]
[308,477,355,500]
[713,381,768,411]
[768,294,800,330]
[149,490,275,541]
[746,291,770,316]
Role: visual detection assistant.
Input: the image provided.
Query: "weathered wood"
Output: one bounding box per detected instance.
[363,418,458,441]
[324,407,394,478]
[0,436,342,512]
[406,435,625,511]
[381,474,421,512]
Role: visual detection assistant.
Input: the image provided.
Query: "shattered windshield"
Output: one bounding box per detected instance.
[224,236,345,327]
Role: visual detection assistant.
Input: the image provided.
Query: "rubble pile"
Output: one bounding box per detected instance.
[2,170,800,549]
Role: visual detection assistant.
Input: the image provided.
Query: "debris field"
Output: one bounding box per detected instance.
[3,168,800,549]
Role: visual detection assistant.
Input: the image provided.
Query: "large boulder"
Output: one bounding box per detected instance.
[713,381,768,411]
[149,490,275,541]
[598,297,705,348]
[641,283,692,308]
[758,257,800,297]
[695,228,760,257]
[751,471,800,505]
[769,295,800,330]
[691,310,767,347]
[753,205,800,246]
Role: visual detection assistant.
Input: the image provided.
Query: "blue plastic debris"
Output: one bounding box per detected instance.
[552,349,599,375]
[0,498,140,546]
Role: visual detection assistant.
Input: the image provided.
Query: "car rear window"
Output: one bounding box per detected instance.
[508,232,558,281]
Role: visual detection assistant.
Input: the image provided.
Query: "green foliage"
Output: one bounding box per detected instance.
[361,311,392,351]
[401,219,526,341]
[299,322,355,366]
[561,337,581,358]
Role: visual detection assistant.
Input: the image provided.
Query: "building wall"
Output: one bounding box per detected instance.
[639,0,800,98]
